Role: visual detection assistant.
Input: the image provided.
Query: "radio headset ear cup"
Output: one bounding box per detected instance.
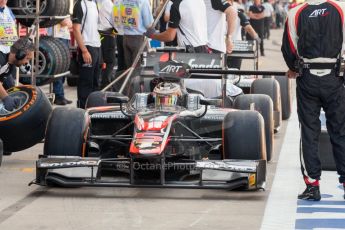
[15,50,26,61]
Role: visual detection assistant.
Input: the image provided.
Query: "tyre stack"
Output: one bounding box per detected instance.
[8,0,70,28]
[20,36,71,86]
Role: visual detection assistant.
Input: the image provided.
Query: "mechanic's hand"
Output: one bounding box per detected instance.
[2,96,20,111]
[254,35,261,45]
[82,50,92,65]
[3,74,16,89]
[226,39,233,54]
[287,69,299,79]
[144,27,156,39]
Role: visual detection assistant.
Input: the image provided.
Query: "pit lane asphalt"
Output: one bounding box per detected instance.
[0,29,293,230]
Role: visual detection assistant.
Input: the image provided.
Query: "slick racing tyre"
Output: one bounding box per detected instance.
[234,94,274,161]
[9,0,70,28]
[20,37,70,86]
[85,91,108,108]
[0,138,3,167]
[44,107,89,157]
[223,110,266,160]
[275,76,292,120]
[251,78,281,132]
[0,85,52,152]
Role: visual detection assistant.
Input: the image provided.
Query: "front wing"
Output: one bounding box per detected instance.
[31,156,266,191]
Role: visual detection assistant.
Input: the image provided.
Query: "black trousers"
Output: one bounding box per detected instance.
[116,35,126,72]
[77,46,101,109]
[123,35,144,69]
[297,70,345,183]
[249,19,264,55]
[100,34,116,89]
[264,16,272,39]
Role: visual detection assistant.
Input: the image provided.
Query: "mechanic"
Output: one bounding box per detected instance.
[73,0,102,109]
[262,0,274,40]
[282,0,345,201]
[203,0,237,54]
[112,0,154,69]
[0,0,18,54]
[157,0,177,46]
[97,0,117,89]
[145,0,208,53]
[248,0,265,56]
[228,4,261,69]
[0,37,34,111]
[48,17,73,105]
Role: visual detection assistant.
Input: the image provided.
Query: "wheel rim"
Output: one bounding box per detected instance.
[33,51,47,75]
[20,0,47,15]
[0,91,30,115]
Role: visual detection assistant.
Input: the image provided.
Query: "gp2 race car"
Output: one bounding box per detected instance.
[31,59,269,191]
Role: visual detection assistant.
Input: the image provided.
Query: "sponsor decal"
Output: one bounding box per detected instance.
[249,173,256,186]
[196,161,257,172]
[309,8,329,17]
[39,160,99,168]
[90,112,127,119]
[159,64,184,74]
[188,59,221,69]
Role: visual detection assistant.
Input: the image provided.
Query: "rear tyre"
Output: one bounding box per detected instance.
[275,76,292,120]
[0,86,52,152]
[223,110,266,160]
[85,91,108,108]
[234,94,274,161]
[44,107,89,157]
[251,78,281,132]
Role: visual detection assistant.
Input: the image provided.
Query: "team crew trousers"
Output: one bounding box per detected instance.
[297,69,345,183]
[77,45,101,109]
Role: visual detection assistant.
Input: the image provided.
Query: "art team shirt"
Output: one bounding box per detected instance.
[168,0,207,48]
[112,0,153,35]
[0,6,18,54]
[203,0,231,53]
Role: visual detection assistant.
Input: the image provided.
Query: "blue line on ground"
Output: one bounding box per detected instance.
[297,207,345,213]
[297,200,345,206]
[295,219,345,229]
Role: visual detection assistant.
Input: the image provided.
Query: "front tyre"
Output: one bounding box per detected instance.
[0,85,52,152]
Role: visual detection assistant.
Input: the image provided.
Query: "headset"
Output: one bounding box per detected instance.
[15,37,33,61]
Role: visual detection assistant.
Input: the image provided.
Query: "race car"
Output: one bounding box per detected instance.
[31,60,268,191]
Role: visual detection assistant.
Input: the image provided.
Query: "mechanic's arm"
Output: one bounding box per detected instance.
[248,11,265,20]
[61,17,72,29]
[150,27,177,42]
[73,23,92,64]
[244,24,258,39]
[148,1,178,42]
[225,6,238,53]
[281,18,298,78]
[0,84,8,100]
[72,2,91,64]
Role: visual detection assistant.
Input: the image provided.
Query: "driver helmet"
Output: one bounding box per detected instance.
[153,82,182,107]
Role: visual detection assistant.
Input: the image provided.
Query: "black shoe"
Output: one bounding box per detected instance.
[54,98,67,105]
[63,98,72,104]
[298,185,321,201]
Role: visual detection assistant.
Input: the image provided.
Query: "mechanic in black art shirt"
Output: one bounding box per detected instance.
[282,0,345,201]
[228,8,260,69]
[248,0,265,56]
[145,0,208,53]
[0,38,34,111]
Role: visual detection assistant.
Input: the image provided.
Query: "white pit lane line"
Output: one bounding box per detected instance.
[261,102,345,230]
[260,101,301,230]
